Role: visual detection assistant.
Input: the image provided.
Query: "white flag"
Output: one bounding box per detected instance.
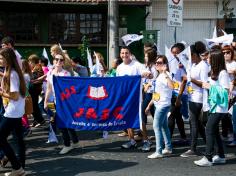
[46,124,58,144]
[58,43,63,50]
[206,28,233,48]
[94,51,101,75]
[177,46,191,71]
[121,34,143,46]
[42,48,52,67]
[165,45,178,75]
[87,48,93,72]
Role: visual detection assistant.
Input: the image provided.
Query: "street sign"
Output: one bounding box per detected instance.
[167,0,183,27]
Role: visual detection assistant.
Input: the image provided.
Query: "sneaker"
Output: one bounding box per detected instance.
[227,141,236,147]
[59,146,73,154]
[72,142,79,149]
[212,155,226,164]
[0,157,8,168]
[4,167,25,176]
[34,120,46,128]
[121,141,137,149]
[148,152,163,159]
[180,150,197,158]
[117,131,128,137]
[194,156,212,167]
[162,148,172,155]
[141,141,151,152]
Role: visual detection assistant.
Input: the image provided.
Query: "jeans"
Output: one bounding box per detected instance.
[205,113,225,161]
[153,105,172,154]
[142,93,155,124]
[0,117,25,170]
[232,105,236,141]
[189,101,206,151]
[168,95,187,139]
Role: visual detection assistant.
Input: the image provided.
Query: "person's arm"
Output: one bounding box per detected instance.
[145,99,154,115]
[44,81,53,110]
[190,78,202,88]
[0,91,19,101]
[175,76,187,107]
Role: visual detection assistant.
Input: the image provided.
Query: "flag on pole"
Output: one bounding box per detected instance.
[94,51,101,76]
[42,48,52,67]
[205,27,234,48]
[165,45,178,75]
[177,46,191,71]
[87,48,93,73]
[58,43,63,50]
[121,34,143,46]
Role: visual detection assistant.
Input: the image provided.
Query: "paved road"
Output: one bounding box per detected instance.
[1,120,236,176]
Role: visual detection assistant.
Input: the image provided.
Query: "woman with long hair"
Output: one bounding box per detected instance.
[0,48,26,175]
[194,49,229,166]
[146,55,174,158]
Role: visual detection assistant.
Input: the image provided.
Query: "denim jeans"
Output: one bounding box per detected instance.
[189,101,206,151]
[205,113,225,161]
[153,105,172,154]
[0,117,25,170]
[232,105,236,141]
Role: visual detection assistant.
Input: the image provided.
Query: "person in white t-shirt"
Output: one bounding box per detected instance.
[0,48,26,175]
[181,41,208,158]
[221,45,235,141]
[117,46,152,149]
[194,49,229,167]
[145,55,174,159]
[44,54,79,155]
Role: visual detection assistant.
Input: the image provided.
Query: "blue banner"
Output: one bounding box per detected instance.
[53,76,141,131]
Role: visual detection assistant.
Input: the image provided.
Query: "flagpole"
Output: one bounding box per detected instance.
[174,27,177,43]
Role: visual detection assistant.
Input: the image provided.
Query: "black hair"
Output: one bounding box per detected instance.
[1,36,15,48]
[41,57,48,66]
[191,41,207,56]
[120,46,131,53]
[171,43,185,52]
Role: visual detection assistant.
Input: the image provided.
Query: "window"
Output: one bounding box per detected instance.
[49,13,106,44]
[0,13,40,43]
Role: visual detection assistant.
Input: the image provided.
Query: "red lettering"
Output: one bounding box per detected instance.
[101,109,110,120]
[60,92,67,101]
[74,108,84,118]
[86,108,97,119]
[113,106,123,120]
[70,86,76,94]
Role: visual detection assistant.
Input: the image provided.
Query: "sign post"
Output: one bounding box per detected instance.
[167,0,183,43]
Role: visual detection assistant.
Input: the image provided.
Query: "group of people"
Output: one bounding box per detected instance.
[0,34,236,176]
[117,40,236,168]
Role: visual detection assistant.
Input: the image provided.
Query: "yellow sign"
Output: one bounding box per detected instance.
[152,93,160,101]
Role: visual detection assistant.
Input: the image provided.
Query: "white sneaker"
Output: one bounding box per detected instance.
[59,146,73,154]
[194,156,212,167]
[72,142,79,149]
[148,152,163,159]
[212,155,226,164]
[4,167,25,176]
[162,148,172,155]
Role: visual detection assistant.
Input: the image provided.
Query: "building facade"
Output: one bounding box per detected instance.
[0,0,150,64]
[147,0,235,53]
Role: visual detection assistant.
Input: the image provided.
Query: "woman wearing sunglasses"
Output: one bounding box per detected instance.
[145,55,174,159]
[44,54,79,155]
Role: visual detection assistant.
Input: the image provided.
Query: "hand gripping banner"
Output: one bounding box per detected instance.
[53,75,142,130]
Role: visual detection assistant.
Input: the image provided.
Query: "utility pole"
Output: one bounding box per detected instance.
[108,0,119,69]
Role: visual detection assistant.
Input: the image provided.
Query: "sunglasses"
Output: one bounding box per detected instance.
[223,51,231,55]
[55,58,65,62]
[155,61,164,65]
